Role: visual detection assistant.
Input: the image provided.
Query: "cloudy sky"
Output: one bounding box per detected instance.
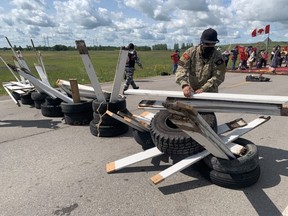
[0,0,287,49]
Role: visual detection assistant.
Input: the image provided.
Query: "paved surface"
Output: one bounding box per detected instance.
[0,73,288,216]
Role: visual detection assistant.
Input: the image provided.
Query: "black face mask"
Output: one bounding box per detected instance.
[202,47,214,58]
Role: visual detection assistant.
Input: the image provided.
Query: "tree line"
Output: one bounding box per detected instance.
[0,43,194,52]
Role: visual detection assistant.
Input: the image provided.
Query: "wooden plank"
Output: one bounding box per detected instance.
[125,89,288,104]
[117,111,150,129]
[281,104,288,116]
[105,110,146,132]
[75,40,106,102]
[217,118,247,134]
[34,64,51,86]
[3,85,20,106]
[106,147,163,173]
[69,79,81,103]
[139,111,155,121]
[110,48,128,102]
[56,79,111,99]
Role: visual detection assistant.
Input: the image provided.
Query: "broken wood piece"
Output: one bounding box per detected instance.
[117,111,150,129]
[69,79,81,103]
[105,110,147,132]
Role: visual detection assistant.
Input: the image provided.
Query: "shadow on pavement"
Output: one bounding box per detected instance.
[0,119,62,129]
[156,145,287,216]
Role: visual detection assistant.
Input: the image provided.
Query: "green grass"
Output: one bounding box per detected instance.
[0,50,172,96]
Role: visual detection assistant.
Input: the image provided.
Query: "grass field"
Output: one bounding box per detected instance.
[0,50,172,96]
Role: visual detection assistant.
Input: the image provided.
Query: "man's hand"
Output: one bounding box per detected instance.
[195,88,204,94]
[182,85,193,97]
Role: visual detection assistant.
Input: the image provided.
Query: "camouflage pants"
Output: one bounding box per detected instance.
[124,68,137,90]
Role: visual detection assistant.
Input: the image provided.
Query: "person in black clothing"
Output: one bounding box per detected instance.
[123,43,143,92]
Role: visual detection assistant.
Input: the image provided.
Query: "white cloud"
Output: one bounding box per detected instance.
[0,0,288,47]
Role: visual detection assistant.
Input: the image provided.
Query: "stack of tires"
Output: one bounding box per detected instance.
[197,138,260,189]
[89,95,129,137]
[41,96,64,117]
[60,100,93,125]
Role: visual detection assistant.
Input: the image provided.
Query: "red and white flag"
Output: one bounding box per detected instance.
[251,24,270,37]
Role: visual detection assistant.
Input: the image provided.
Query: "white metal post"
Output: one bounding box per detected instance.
[75,40,106,102]
[110,47,128,102]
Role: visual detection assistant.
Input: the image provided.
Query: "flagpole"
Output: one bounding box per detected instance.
[266,33,269,51]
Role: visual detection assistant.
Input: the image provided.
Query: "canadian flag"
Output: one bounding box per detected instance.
[251,24,270,37]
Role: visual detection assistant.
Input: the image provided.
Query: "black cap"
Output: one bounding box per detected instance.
[200,28,219,44]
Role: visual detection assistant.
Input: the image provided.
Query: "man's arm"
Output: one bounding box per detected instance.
[175,48,193,88]
[175,47,194,97]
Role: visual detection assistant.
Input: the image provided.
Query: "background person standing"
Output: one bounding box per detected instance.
[170,49,180,74]
[123,43,143,92]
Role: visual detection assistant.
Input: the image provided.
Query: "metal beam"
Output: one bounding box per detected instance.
[125,89,288,104]
[75,40,106,102]
[110,47,128,102]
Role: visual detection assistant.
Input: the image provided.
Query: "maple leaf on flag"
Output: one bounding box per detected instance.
[252,24,270,37]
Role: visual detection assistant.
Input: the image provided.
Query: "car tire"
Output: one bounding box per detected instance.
[61,101,93,125]
[203,138,259,174]
[41,102,64,117]
[132,129,155,150]
[150,110,217,156]
[20,92,34,105]
[89,120,129,137]
[196,161,261,189]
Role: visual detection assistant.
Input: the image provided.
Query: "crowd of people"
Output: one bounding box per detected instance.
[221,44,288,72]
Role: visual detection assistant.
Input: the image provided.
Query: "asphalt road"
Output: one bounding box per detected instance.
[0,72,288,216]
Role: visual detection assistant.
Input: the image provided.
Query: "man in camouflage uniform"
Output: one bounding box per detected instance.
[176,28,226,97]
[123,43,143,92]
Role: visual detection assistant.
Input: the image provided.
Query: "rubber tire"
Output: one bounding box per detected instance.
[203,138,259,174]
[60,101,93,125]
[132,129,155,150]
[31,92,48,109]
[64,112,93,125]
[89,120,129,137]
[41,103,64,117]
[60,100,93,113]
[45,96,63,106]
[34,100,45,109]
[31,92,48,101]
[196,161,261,189]
[92,97,126,114]
[20,93,34,105]
[12,92,21,101]
[93,108,129,125]
[150,110,217,156]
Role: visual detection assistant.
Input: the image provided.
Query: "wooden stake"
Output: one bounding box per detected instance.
[69,79,81,103]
